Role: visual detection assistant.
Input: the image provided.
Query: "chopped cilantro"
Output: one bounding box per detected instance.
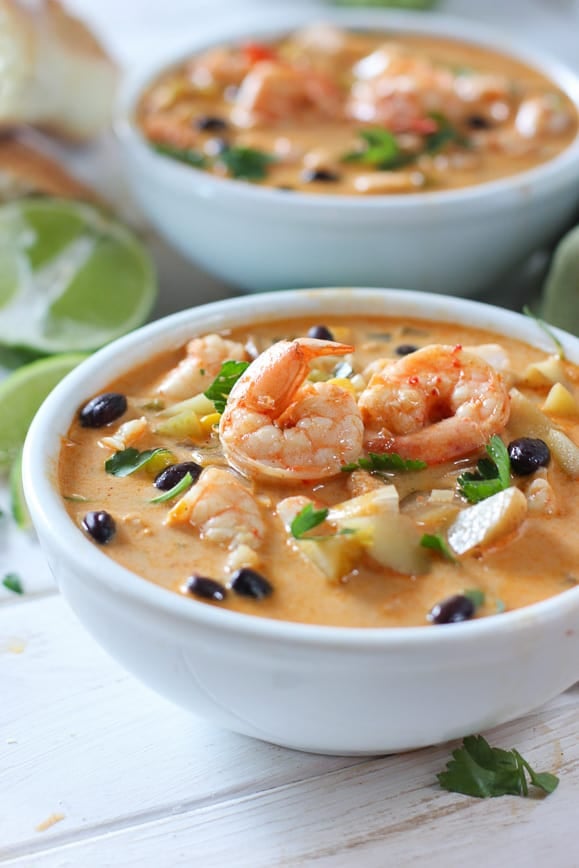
[153,143,206,168]
[204,360,250,413]
[438,735,559,798]
[290,503,330,539]
[420,533,457,562]
[2,573,23,594]
[63,494,90,503]
[425,112,470,153]
[342,452,427,474]
[523,305,566,360]
[105,447,172,478]
[218,146,276,180]
[342,128,416,170]
[464,588,485,609]
[457,436,510,503]
[149,472,194,504]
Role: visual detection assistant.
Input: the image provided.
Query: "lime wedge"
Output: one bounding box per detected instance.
[0,198,157,354]
[0,352,88,468]
[541,225,579,335]
[10,448,31,529]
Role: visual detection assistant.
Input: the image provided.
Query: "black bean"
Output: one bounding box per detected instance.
[467,114,491,130]
[307,324,335,341]
[195,115,228,132]
[186,574,227,602]
[301,168,341,183]
[79,392,127,428]
[154,461,202,491]
[231,568,273,600]
[395,344,419,356]
[508,437,551,476]
[428,594,475,625]
[82,510,116,544]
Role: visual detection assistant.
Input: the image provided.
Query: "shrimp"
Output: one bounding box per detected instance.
[219,337,364,481]
[231,60,344,128]
[156,334,249,401]
[358,344,510,464]
[166,466,265,571]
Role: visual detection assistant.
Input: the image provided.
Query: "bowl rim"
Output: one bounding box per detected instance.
[115,4,579,211]
[23,287,579,649]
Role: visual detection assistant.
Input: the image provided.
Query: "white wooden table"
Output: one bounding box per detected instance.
[2,2,579,865]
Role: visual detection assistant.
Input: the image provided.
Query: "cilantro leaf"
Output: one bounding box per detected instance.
[438,735,559,798]
[523,305,565,360]
[457,436,511,503]
[149,472,193,504]
[420,533,456,562]
[342,452,427,474]
[342,128,416,170]
[464,588,485,609]
[219,146,276,180]
[290,503,329,539]
[204,360,250,413]
[153,143,206,168]
[425,112,470,154]
[105,447,171,477]
[2,573,23,594]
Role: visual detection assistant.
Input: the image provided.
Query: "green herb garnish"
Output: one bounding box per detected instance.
[438,735,559,798]
[149,472,193,504]
[290,503,355,541]
[2,573,23,594]
[153,143,206,168]
[425,112,470,154]
[457,435,510,503]
[105,447,171,478]
[420,533,456,562]
[343,128,416,170]
[204,360,250,413]
[342,452,427,474]
[219,146,276,180]
[523,305,566,360]
[290,503,330,539]
[63,494,90,503]
[464,588,485,609]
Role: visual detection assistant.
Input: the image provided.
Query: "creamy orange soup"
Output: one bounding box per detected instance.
[137,25,578,194]
[60,315,579,628]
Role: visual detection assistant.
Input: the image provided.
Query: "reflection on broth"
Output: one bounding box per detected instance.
[60,316,579,628]
[137,25,578,194]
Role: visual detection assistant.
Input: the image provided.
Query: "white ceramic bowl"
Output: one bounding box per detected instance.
[23,288,579,755]
[116,7,579,296]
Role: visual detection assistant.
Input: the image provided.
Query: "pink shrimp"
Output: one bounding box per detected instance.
[219,337,364,481]
[358,344,510,464]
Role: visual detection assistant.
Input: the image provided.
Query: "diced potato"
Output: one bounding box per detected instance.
[366,512,430,575]
[509,388,579,478]
[328,485,399,523]
[428,489,455,504]
[297,533,365,581]
[157,393,216,418]
[521,355,568,389]
[542,382,579,417]
[447,487,527,555]
[154,410,204,440]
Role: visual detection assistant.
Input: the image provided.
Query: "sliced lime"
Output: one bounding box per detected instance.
[10,448,31,529]
[541,225,579,335]
[0,198,157,354]
[0,352,88,469]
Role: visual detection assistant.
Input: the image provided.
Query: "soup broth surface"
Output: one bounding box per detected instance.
[138,25,578,194]
[60,314,579,628]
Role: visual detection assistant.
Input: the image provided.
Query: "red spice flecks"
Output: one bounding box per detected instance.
[408,375,419,385]
[452,344,463,353]
[243,42,277,65]
[409,117,439,135]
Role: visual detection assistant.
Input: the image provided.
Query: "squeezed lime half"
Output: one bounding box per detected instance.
[0,352,87,468]
[0,198,157,354]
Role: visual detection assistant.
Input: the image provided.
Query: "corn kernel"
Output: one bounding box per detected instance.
[327,377,356,395]
[200,413,221,433]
